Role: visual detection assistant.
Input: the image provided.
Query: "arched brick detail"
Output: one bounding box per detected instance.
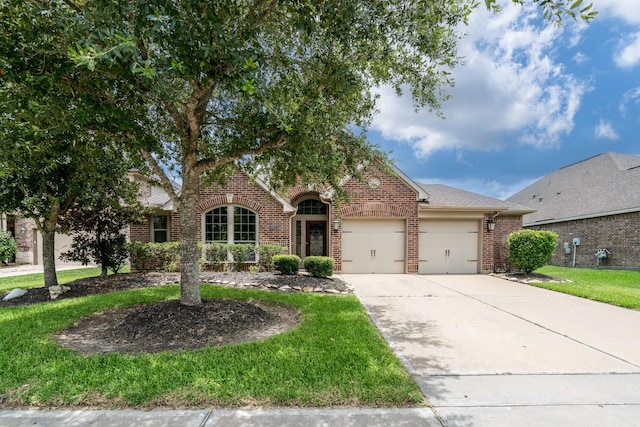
[339,203,411,218]
[287,186,322,203]
[289,190,322,206]
[198,195,263,213]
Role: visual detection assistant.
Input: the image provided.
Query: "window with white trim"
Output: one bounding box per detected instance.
[205,206,257,260]
[153,215,169,243]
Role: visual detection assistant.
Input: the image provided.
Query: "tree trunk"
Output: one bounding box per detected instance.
[41,219,58,288]
[178,170,202,306]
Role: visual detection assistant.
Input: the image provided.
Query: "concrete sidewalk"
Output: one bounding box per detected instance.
[0,408,441,427]
[344,273,640,427]
[0,263,94,278]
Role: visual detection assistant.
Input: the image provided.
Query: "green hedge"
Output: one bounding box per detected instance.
[204,243,228,270]
[273,254,301,275]
[128,242,181,272]
[508,229,558,274]
[256,244,288,272]
[304,256,334,278]
[0,231,17,261]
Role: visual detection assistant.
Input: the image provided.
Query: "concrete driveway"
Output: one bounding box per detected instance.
[341,274,640,427]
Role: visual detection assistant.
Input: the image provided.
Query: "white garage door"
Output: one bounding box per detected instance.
[36,232,75,265]
[419,220,479,274]
[342,219,406,273]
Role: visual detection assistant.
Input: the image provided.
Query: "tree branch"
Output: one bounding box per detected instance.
[140,149,180,208]
[194,132,288,176]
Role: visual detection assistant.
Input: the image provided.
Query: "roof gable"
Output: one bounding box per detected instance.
[507,151,640,225]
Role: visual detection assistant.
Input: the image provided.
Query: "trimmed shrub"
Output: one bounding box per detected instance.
[127,241,151,271]
[204,243,228,270]
[304,256,334,278]
[256,244,288,272]
[0,231,17,262]
[227,243,255,272]
[508,229,558,274]
[128,241,181,272]
[273,254,301,275]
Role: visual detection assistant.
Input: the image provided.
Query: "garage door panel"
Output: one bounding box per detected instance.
[419,220,479,274]
[342,219,405,274]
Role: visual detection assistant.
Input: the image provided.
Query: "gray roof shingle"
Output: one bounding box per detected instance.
[419,183,533,214]
[507,151,640,225]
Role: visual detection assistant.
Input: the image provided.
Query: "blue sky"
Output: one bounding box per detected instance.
[368,0,640,200]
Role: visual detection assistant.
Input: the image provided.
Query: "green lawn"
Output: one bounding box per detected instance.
[0,267,109,294]
[0,285,423,409]
[535,266,640,309]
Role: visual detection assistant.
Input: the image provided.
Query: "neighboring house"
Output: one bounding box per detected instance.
[130,163,533,274]
[507,151,640,269]
[0,213,74,265]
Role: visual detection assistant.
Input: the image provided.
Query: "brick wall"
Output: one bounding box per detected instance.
[333,166,419,273]
[490,215,524,273]
[197,169,292,249]
[530,211,640,268]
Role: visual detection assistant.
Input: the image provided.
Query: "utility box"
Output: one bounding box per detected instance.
[563,242,571,254]
[572,237,581,246]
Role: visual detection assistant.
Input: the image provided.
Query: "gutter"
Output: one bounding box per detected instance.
[524,206,640,227]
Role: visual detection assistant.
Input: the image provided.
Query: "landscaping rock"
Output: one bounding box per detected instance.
[2,288,27,301]
[49,285,70,300]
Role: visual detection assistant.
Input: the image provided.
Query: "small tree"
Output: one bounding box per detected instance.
[508,230,558,274]
[61,183,146,277]
[0,231,17,264]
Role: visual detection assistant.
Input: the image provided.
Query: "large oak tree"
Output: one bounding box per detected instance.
[1,0,594,304]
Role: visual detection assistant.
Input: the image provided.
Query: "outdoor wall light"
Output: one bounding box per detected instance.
[19,225,26,233]
[486,218,496,232]
[332,218,341,231]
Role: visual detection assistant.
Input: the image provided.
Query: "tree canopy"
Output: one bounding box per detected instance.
[0,0,595,304]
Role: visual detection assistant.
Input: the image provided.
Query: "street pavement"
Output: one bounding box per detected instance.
[2,272,640,426]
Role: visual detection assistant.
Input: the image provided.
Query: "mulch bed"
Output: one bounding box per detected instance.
[1,271,353,307]
[1,271,348,355]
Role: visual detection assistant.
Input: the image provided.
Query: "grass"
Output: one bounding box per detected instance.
[534,266,640,309]
[0,284,423,409]
[0,267,127,294]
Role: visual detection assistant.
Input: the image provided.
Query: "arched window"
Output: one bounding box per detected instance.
[205,206,256,246]
[297,199,327,215]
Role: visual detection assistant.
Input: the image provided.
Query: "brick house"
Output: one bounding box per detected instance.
[507,151,640,269]
[130,163,532,274]
[0,214,74,265]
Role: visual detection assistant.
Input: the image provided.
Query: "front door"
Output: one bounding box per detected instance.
[306,221,327,257]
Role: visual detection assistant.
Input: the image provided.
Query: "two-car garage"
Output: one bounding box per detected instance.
[340,218,480,274]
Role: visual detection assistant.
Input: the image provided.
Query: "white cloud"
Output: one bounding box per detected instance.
[573,52,588,64]
[614,32,640,68]
[371,2,589,159]
[592,0,640,25]
[620,87,640,117]
[594,119,620,140]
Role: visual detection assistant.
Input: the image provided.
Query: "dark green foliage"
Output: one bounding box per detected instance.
[129,242,181,272]
[227,244,255,272]
[0,231,17,262]
[257,244,288,272]
[304,256,335,278]
[508,230,558,274]
[61,233,129,275]
[273,255,301,275]
[204,243,228,270]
